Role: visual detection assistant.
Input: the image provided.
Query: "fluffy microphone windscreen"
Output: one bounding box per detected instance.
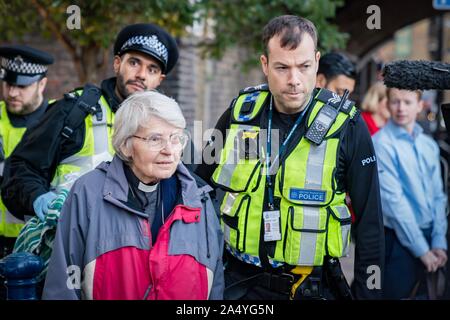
[383,60,450,90]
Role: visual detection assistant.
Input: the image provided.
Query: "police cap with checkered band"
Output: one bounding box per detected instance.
[0,45,54,86]
[114,23,179,75]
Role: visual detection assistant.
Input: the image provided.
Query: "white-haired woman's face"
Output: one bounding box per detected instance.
[124,116,186,184]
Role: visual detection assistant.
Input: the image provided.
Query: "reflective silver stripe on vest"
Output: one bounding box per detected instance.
[335,206,351,256]
[216,163,236,188]
[223,223,231,244]
[305,141,327,189]
[222,192,238,215]
[93,99,109,155]
[60,99,112,168]
[60,154,91,167]
[298,206,320,265]
[216,124,255,188]
[5,209,24,224]
[0,161,4,176]
[302,141,327,204]
[297,141,328,265]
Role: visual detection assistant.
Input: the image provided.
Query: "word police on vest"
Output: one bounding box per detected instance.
[361,156,376,166]
[290,188,326,202]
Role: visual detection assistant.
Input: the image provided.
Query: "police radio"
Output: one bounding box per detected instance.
[305,89,350,145]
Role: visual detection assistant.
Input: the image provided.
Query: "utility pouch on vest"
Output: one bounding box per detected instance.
[326,206,352,258]
[221,194,251,251]
[61,83,102,139]
[274,202,328,266]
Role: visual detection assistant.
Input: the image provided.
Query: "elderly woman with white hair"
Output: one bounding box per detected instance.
[42,91,224,300]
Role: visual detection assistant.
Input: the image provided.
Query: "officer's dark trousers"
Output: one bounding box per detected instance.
[383,227,431,299]
[224,251,336,300]
[224,252,288,300]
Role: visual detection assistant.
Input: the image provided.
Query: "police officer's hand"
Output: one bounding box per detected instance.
[431,248,448,268]
[33,191,58,222]
[420,251,439,273]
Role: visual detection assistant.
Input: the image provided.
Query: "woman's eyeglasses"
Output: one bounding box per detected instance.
[132,133,188,151]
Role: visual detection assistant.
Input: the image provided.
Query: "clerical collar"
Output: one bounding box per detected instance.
[123,162,158,193]
[138,181,158,192]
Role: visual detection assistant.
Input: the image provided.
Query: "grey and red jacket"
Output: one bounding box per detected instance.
[42,156,224,300]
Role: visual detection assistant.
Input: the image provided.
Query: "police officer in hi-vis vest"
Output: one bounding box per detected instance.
[0,45,54,258]
[195,15,384,300]
[1,24,178,224]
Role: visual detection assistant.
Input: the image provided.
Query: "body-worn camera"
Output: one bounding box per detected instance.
[237,130,259,160]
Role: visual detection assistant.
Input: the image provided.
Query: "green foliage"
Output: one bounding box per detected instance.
[0,0,349,76]
[198,0,349,66]
[0,0,348,53]
[0,0,199,81]
[0,0,197,47]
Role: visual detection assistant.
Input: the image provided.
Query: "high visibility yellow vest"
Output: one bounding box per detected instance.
[212,87,358,266]
[51,91,115,193]
[0,91,115,238]
[0,101,28,237]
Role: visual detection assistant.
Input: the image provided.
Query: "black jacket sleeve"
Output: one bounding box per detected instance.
[337,114,385,300]
[1,98,86,218]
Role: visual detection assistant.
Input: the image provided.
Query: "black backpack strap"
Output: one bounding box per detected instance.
[61,83,102,139]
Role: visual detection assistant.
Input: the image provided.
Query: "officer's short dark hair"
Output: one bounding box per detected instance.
[318,52,356,81]
[262,15,318,57]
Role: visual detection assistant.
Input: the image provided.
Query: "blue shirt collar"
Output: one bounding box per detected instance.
[386,120,423,141]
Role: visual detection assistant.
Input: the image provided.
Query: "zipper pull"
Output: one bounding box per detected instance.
[142,283,153,300]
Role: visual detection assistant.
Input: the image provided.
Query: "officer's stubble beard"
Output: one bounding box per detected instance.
[115,72,130,102]
[7,83,43,116]
[115,73,148,102]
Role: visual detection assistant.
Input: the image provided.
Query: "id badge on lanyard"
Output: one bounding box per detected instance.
[263,209,281,242]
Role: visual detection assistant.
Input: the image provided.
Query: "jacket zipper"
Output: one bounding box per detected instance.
[142,283,153,300]
[144,217,155,300]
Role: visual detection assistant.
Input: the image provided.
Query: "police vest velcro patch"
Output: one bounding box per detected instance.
[315,89,355,114]
[289,188,327,202]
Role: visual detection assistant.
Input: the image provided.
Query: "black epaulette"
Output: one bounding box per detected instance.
[315,88,355,114]
[238,83,269,95]
[61,86,84,103]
